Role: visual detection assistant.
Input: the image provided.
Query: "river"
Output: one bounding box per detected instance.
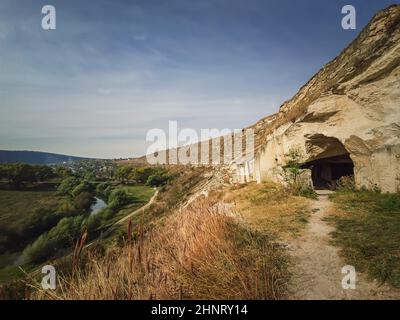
[90,197,107,215]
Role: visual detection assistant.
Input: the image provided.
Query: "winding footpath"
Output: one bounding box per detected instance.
[87,189,159,246]
[287,190,400,300]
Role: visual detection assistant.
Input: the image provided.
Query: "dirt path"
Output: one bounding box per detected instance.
[88,189,159,245]
[287,190,400,300]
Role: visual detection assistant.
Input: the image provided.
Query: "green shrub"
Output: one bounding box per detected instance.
[0,163,56,187]
[86,213,102,237]
[57,200,77,216]
[146,173,173,187]
[57,177,79,195]
[129,167,167,184]
[108,189,128,211]
[54,166,73,179]
[282,147,304,184]
[96,182,112,200]
[71,181,93,198]
[74,192,95,212]
[378,194,400,212]
[22,215,86,263]
[115,165,134,183]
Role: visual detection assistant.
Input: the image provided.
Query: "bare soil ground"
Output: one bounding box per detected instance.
[287,190,400,300]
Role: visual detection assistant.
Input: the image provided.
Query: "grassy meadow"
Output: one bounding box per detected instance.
[0,189,63,237]
[0,189,67,282]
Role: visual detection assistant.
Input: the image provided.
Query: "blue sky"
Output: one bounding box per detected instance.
[0,0,397,158]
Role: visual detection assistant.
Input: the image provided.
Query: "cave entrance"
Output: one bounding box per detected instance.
[301,134,354,190]
[302,154,354,189]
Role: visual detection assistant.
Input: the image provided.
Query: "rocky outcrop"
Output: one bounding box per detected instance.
[249,5,400,192]
[142,6,400,192]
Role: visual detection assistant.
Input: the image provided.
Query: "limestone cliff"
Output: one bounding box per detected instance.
[250,5,400,192]
[142,5,400,193]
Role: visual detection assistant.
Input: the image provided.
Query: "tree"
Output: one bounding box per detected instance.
[57,177,79,195]
[0,164,57,187]
[54,166,72,179]
[35,165,55,182]
[130,167,161,184]
[83,170,95,182]
[146,172,173,187]
[96,182,112,200]
[115,165,133,184]
[281,147,316,198]
[108,189,128,211]
[283,147,304,184]
[22,215,86,263]
[74,192,95,212]
[71,181,94,198]
[0,165,11,182]
[8,163,35,187]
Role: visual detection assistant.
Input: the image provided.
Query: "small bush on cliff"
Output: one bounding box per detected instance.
[146,172,175,187]
[283,147,303,182]
[281,147,316,199]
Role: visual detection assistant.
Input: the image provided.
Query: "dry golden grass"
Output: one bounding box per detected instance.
[224,182,311,240]
[31,194,288,300]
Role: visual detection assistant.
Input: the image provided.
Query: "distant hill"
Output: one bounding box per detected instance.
[0,150,94,165]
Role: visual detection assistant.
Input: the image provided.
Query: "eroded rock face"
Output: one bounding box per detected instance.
[252,5,400,192]
[140,6,400,192]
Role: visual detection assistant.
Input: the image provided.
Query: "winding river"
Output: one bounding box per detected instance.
[90,197,107,215]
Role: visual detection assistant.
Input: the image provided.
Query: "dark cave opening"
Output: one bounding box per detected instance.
[301,154,354,189]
